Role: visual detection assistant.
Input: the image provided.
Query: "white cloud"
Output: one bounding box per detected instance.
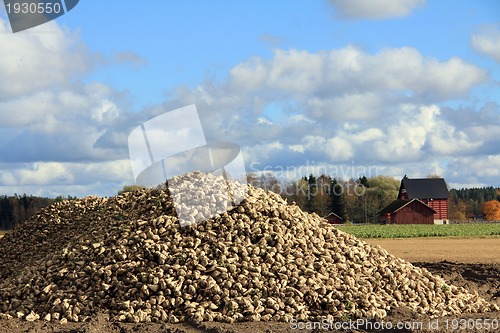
[0,91,60,128]
[330,0,425,19]
[371,105,485,162]
[427,124,481,155]
[303,135,327,146]
[243,141,285,167]
[471,25,500,63]
[289,145,305,153]
[0,83,131,163]
[110,51,147,68]
[0,15,136,164]
[1,162,73,186]
[228,57,267,92]
[1,11,498,198]
[259,33,285,48]
[0,17,146,196]
[360,48,486,99]
[91,99,121,123]
[0,18,91,99]
[349,128,385,145]
[325,137,354,162]
[447,155,500,188]
[257,117,273,125]
[267,50,324,93]
[0,160,133,197]
[160,46,494,182]
[228,46,487,104]
[306,93,384,121]
[288,114,315,124]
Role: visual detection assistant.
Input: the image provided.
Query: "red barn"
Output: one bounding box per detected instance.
[324,212,343,224]
[379,176,449,224]
[378,199,436,224]
[398,176,449,223]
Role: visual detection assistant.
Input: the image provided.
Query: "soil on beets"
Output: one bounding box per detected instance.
[0,261,498,333]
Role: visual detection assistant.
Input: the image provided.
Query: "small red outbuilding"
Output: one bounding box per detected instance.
[378,198,436,225]
[324,212,343,224]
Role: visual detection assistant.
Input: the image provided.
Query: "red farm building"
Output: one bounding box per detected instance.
[378,198,436,224]
[324,212,343,224]
[379,176,449,224]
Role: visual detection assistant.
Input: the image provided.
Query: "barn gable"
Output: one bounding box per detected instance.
[379,199,413,215]
[324,212,343,224]
[378,198,436,224]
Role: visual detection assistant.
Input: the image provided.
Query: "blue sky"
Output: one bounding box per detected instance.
[1,0,500,197]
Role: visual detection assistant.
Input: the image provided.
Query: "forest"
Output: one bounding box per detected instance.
[0,194,75,230]
[0,175,499,230]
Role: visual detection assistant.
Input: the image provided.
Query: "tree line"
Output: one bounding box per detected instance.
[1,176,499,230]
[247,173,400,223]
[0,194,75,230]
[449,187,500,219]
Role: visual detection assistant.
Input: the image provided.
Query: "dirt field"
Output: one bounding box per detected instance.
[365,236,500,264]
[0,237,498,333]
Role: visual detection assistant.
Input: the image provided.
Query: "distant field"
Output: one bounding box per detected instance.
[364,237,500,263]
[0,230,6,238]
[336,223,500,238]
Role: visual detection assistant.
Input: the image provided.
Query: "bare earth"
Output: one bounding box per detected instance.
[365,236,500,264]
[0,237,498,333]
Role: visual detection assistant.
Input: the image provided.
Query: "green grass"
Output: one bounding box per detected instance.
[335,223,500,239]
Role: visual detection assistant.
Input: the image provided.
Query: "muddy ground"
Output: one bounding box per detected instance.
[0,261,498,333]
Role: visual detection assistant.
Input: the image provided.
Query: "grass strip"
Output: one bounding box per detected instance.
[336,223,500,238]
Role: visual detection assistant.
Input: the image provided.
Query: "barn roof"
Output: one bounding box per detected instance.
[402,177,449,199]
[378,198,436,215]
[324,212,343,220]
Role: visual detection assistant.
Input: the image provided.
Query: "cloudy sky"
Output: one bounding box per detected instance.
[1,0,499,197]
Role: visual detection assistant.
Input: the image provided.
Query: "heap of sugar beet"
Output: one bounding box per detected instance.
[0,172,497,323]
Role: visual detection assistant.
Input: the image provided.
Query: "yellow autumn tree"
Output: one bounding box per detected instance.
[481,200,500,220]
